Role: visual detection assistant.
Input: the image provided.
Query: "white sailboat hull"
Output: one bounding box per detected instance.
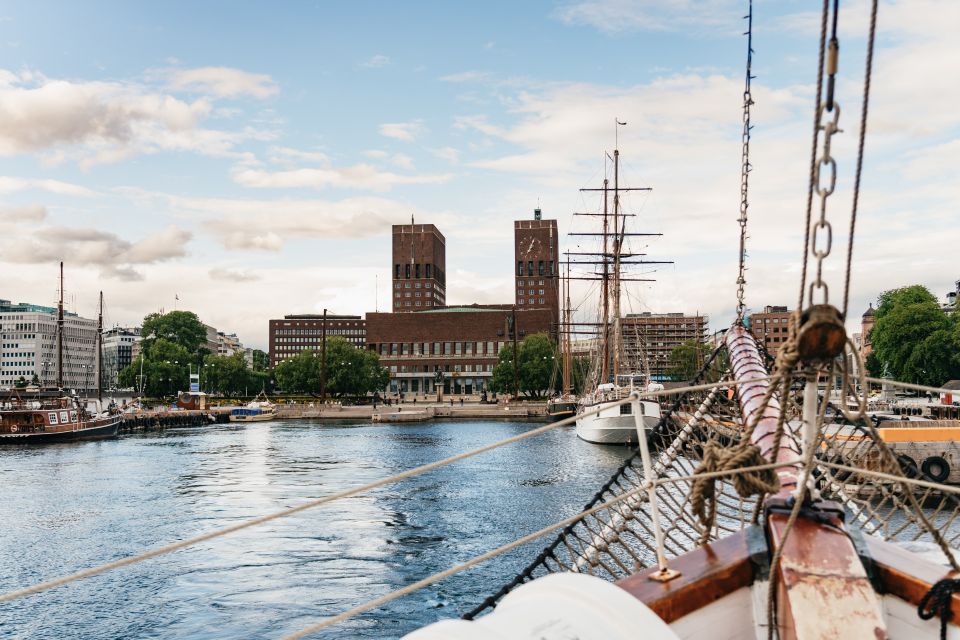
[575,399,661,444]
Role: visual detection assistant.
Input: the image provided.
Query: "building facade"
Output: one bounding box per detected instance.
[0,300,97,391]
[268,314,366,367]
[366,305,555,396]
[393,222,446,312]
[620,312,709,381]
[102,326,141,389]
[749,305,793,356]
[514,210,560,320]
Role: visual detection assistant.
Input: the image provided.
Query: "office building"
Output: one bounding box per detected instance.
[393,222,446,312]
[269,314,366,367]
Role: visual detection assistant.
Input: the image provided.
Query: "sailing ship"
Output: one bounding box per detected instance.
[572,145,670,444]
[547,261,578,422]
[0,264,120,443]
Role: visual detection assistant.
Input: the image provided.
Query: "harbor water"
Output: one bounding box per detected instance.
[0,419,633,639]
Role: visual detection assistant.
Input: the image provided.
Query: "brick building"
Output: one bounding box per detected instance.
[366,305,555,396]
[620,312,709,381]
[515,210,560,320]
[268,314,366,367]
[393,222,446,311]
[749,305,793,356]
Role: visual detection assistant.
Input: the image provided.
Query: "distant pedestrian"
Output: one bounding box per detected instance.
[450,398,454,407]
[413,398,417,405]
[460,398,464,406]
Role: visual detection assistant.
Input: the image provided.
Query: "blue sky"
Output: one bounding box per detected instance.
[0,1,957,349]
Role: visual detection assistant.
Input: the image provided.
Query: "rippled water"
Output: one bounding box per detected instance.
[0,419,632,639]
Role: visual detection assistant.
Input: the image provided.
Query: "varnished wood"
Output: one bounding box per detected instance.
[616,529,754,623]
[866,535,960,626]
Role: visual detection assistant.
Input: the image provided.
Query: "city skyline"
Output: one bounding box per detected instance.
[0,1,956,350]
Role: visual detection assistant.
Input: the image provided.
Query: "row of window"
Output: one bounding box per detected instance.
[395,281,444,291]
[275,325,362,335]
[518,299,546,306]
[275,331,364,343]
[389,363,495,373]
[374,341,506,357]
[517,260,555,277]
[394,301,436,308]
[395,263,446,285]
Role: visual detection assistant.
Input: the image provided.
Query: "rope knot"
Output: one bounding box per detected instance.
[918,578,960,640]
[690,441,780,544]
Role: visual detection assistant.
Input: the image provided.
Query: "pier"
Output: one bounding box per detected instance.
[118,408,232,433]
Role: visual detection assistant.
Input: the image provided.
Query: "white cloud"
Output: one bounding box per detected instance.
[0,221,191,280]
[430,147,460,163]
[554,0,739,34]
[162,66,279,98]
[0,203,46,222]
[0,176,97,197]
[231,163,450,191]
[266,145,330,165]
[0,68,273,165]
[389,153,414,170]
[360,54,391,69]
[209,267,261,282]
[379,120,425,142]
[221,231,284,252]
[440,71,494,83]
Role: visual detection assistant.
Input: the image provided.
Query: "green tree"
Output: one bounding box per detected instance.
[141,311,209,357]
[871,285,960,387]
[252,349,269,372]
[14,376,27,388]
[273,350,321,394]
[118,338,192,397]
[667,340,712,382]
[490,333,558,399]
[272,339,389,396]
[203,352,254,396]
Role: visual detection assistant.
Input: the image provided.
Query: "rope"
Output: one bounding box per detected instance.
[735,0,755,322]
[797,0,831,312]
[863,377,960,397]
[0,375,772,607]
[841,0,878,318]
[282,460,796,639]
[691,441,778,544]
[918,579,960,640]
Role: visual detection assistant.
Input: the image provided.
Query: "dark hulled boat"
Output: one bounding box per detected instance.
[0,390,120,443]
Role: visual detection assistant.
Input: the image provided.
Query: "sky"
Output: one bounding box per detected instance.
[0,0,957,350]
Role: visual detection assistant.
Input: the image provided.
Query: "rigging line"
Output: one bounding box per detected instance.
[862,377,960,397]
[819,461,960,498]
[735,0,754,323]
[282,458,798,639]
[0,375,775,606]
[797,0,831,313]
[841,0,878,319]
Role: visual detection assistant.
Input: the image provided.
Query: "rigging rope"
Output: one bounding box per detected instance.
[841,0,878,318]
[735,0,755,322]
[797,0,831,311]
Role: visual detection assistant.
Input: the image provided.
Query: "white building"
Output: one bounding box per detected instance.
[102,327,141,389]
[0,299,97,391]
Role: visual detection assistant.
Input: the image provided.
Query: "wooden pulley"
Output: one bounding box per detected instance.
[796,304,847,362]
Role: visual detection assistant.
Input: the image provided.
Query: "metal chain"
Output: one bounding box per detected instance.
[806,0,842,307]
[735,0,754,322]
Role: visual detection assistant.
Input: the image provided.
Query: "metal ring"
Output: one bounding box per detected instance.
[808,280,829,305]
[811,219,833,258]
[815,156,837,196]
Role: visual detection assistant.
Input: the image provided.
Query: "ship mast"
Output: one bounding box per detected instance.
[562,259,572,396]
[97,291,103,402]
[600,179,610,385]
[612,149,623,386]
[57,261,64,391]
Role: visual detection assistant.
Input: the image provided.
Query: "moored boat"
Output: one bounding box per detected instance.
[0,390,120,443]
[229,396,276,422]
[575,383,660,444]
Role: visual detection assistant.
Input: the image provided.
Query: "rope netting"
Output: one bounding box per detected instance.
[466,335,960,618]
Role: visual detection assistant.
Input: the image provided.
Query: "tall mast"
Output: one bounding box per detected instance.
[57,261,64,390]
[562,259,572,395]
[97,291,103,401]
[612,149,623,386]
[600,178,610,385]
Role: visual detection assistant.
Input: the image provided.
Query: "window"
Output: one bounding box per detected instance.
[426,263,432,278]
[415,264,421,278]
[415,292,420,297]
[528,290,534,295]
[405,264,411,279]
[538,289,544,295]
[416,301,421,306]
[405,292,411,298]
[529,299,535,304]
[395,264,400,278]
[538,260,544,275]
[538,279,544,286]
[518,262,524,276]
[433,342,441,355]
[527,261,534,276]
[405,283,411,289]
[455,342,462,355]
[549,261,554,276]
[415,282,421,288]
[539,298,545,305]
[444,342,452,355]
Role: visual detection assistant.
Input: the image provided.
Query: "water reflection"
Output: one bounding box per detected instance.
[0,419,631,639]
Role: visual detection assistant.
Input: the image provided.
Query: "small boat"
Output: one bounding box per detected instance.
[575,383,661,444]
[547,396,577,422]
[229,396,276,422]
